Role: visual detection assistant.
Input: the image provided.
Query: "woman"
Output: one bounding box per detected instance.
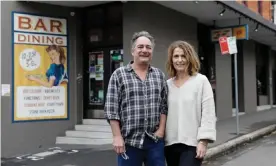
[28,45,68,87]
[164,41,216,166]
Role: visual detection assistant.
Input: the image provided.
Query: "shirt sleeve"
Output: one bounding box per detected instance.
[197,76,217,143]
[160,73,168,115]
[46,64,56,80]
[104,72,121,122]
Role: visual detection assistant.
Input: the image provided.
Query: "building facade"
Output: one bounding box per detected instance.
[1,0,276,157]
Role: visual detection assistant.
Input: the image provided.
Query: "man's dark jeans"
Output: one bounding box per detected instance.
[117,135,165,166]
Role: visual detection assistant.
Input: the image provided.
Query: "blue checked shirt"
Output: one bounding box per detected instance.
[104,61,168,149]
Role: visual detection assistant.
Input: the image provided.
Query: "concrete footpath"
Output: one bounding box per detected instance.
[2,108,276,166]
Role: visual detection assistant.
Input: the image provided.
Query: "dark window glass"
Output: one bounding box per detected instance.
[256,43,268,96]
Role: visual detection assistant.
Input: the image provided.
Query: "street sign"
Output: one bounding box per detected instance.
[227,36,238,54]
[219,37,229,55]
[218,36,238,55]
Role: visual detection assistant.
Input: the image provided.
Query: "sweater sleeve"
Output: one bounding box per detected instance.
[197,76,217,143]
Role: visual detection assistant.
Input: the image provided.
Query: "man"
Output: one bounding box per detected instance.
[104,31,168,166]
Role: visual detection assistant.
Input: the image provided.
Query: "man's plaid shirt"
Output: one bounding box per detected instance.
[104,62,168,149]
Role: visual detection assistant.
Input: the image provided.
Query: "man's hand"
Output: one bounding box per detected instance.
[154,129,164,139]
[154,114,166,139]
[196,140,208,159]
[113,135,125,154]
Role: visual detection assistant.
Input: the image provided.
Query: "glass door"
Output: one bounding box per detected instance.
[88,51,105,107]
[110,48,124,72]
[83,47,123,119]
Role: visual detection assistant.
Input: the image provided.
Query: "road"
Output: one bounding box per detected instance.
[203,131,276,166]
[2,131,276,166]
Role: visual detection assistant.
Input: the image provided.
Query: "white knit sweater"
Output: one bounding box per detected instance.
[165,73,217,147]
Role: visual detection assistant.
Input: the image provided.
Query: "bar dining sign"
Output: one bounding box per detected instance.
[12,12,69,122]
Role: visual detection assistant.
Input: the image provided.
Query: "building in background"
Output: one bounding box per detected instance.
[1,0,276,157]
[273,1,276,24]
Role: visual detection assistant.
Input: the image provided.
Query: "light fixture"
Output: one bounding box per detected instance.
[219,9,226,16]
[254,24,259,32]
[194,1,199,4]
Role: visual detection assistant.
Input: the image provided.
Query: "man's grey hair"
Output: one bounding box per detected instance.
[131,31,155,50]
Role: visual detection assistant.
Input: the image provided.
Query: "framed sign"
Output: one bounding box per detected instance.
[12,12,69,122]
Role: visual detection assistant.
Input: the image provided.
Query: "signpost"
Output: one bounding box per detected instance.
[212,24,249,135]
[228,37,239,135]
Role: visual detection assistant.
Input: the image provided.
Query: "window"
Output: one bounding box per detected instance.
[242,0,247,6]
[85,3,123,46]
[256,43,268,96]
[258,0,263,15]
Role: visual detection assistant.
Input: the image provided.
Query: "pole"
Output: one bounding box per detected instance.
[269,49,273,109]
[234,53,240,135]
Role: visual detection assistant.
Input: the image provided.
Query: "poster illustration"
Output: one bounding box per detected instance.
[12,12,69,122]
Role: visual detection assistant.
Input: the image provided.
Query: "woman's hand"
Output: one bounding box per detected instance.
[27,75,37,81]
[196,140,208,159]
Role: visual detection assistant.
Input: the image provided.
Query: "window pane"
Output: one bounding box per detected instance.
[88,51,104,105]
[86,8,104,28]
[106,4,122,25]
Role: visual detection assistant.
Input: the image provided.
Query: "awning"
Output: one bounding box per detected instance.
[35,0,276,50]
[156,1,276,50]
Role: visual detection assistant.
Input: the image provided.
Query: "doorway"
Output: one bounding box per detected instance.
[197,23,216,111]
[82,2,123,119]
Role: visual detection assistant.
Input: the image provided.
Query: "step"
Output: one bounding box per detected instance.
[75,125,111,132]
[82,119,109,125]
[56,137,112,145]
[66,130,112,139]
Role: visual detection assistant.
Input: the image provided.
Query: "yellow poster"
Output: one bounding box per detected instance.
[12,12,68,122]
[233,26,247,40]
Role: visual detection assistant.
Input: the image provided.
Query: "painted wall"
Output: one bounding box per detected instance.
[122,1,198,77]
[215,44,233,120]
[242,40,257,113]
[1,1,81,157]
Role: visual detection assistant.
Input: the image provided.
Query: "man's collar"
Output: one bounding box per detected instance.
[126,61,153,72]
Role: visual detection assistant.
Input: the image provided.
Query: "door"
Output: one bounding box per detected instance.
[83,47,123,119]
[82,3,123,119]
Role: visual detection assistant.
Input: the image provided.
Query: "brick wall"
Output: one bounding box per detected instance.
[236,0,272,21]
[246,0,259,13]
[236,0,244,4]
[261,1,272,21]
